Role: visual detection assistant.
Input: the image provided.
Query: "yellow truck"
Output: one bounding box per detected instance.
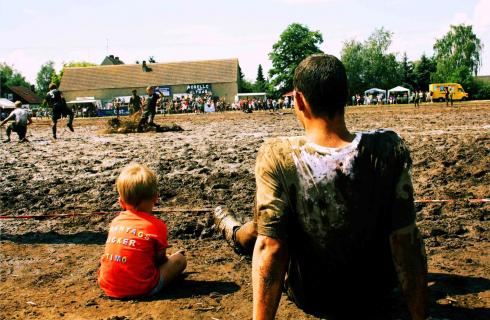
[429,83,469,102]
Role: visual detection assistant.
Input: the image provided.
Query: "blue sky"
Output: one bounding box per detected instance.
[1,0,489,84]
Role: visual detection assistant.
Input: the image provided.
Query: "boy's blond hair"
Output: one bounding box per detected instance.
[116,164,158,206]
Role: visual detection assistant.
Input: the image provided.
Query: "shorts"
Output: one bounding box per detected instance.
[141,108,156,119]
[147,271,165,296]
[8,123,27,138]
[52,106,73,121]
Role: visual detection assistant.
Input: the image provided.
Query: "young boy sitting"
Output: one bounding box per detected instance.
[98,163,187,298]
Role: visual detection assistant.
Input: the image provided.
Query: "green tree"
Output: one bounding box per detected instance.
[0,63,32,97]
[51,61,97,87]
[399,53,416,90]
[238,65,254,93]
[341,40,364,95]
[413,54,436,90]
[269,23,323,94]
[341,27,400,95]
[432,24,483,88]
[36,61,57,97]
[254,64,267,92]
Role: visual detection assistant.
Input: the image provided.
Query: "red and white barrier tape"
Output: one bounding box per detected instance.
[0,201,487,220]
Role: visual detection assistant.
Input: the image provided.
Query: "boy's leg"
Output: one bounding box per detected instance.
[158,252,187,287]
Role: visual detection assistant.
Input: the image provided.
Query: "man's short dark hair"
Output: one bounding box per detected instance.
[48,83,57,90]
[293,54,348,119]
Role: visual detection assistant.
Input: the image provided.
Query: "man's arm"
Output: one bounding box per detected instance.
[390,224,428,320]
[0,113,13,126]
[252,235,288,320]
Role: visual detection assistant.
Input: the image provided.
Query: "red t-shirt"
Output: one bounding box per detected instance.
[98,210,168,298]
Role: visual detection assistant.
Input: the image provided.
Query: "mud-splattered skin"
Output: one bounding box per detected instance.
[254,130,415,314]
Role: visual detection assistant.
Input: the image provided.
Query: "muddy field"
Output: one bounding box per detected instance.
[0,102,489,320]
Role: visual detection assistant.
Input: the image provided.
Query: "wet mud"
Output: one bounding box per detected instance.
[0,103,489,319]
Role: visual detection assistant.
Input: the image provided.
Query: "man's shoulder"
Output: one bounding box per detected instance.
[359,129,410,162]
[259,136,306,156]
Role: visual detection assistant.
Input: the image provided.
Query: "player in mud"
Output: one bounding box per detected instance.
[137,86,163,132]
[129,89,142,115]
[44,83,74,139]
[215,54,428,319]
[1,101,32,143]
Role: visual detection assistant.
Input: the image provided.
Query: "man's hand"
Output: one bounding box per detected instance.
[390,224,429,320]
[252,235,288,320]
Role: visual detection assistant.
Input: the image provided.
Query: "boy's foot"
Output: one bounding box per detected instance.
[19,137,29,143]
[67,123,74,132]
[214,206,242,246]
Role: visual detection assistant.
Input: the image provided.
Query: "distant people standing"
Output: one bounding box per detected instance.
[45,83,74,139]
[448,86,454,107]
[444,87,453,107]
[129,90,142,115]
[414,91,420,107]
[0,101,32,143]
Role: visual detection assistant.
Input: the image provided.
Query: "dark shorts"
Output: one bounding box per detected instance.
[52,106,73,121]
[141,108,156,119]
[8,123,27,138]
[147,271,165,296]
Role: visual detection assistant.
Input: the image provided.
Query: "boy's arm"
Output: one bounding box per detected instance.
[156,248,168,265]
[390,224,428,320]
[252,235,288,320]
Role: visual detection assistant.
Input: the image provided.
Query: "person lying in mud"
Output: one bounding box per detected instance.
[137,86,163,132]
[44,83,74,139]
[98,163,187,298]
[215,54,428,320]
[1,101,32,143]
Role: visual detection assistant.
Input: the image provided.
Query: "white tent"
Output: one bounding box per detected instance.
[388,86,410,97]
[0,98,15,108]
[364,88,386,96]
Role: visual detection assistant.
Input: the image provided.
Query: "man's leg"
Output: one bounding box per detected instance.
[214,206,257,254]
[17,125,28,142]
[4,123,12,142]
[64,107,75,132]
[137,112,148,132]
[52,110,60,139]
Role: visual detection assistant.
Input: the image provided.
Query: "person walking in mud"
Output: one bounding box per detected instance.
[137,86,163,132]
[129,90,142,116]
[1,101,32,143]
[44,83,74,139]
[214,54,428,319]
[414,90,420,107]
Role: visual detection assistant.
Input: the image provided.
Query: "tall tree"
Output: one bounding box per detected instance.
[269,23,323,94]
[254,64,267,92]
[341,27,400,95]
[341,40,364,95]
[399,53,416,90]
[0,63,32,97]
[36,61,57,97]
[51,61,97,87]
[432,24,483,88]
[238,65,254,93]
[413,54,436,90]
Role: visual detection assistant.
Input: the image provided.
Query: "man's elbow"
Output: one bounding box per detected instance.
[255,235,288,260]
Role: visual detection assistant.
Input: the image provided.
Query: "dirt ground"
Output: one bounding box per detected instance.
[0,102,489,320]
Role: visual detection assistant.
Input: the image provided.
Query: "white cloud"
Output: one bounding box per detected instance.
[274,0,338,4]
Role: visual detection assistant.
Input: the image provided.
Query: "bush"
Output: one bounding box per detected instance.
[468,79,490,100]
